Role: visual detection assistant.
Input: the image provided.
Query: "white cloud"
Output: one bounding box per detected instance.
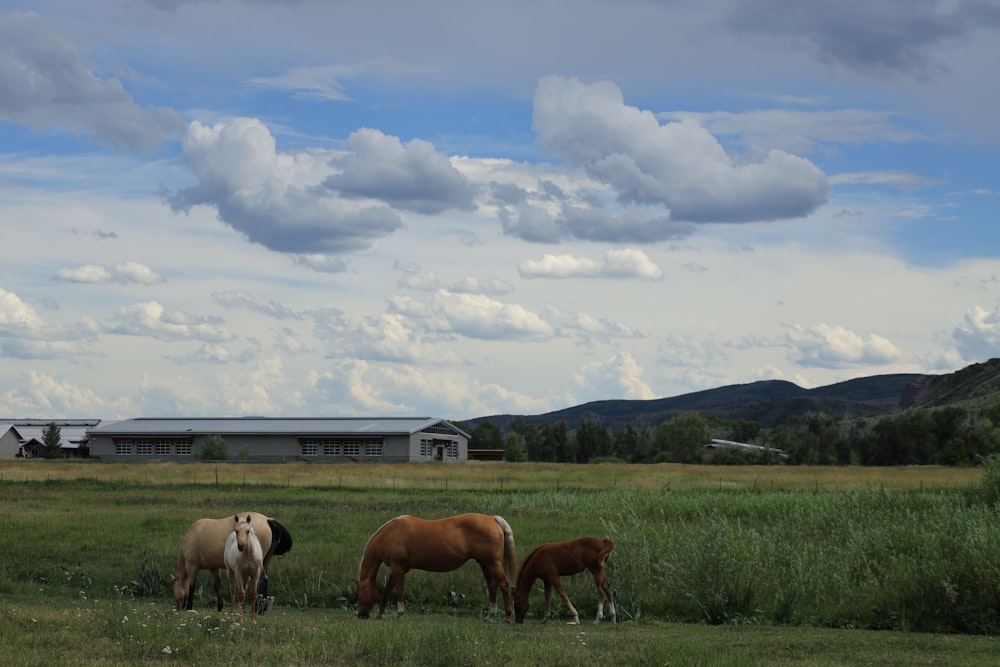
[829,171,945,190]
[106,301,234,343]
[167,118,403,256]
[397,267,440,291]
[952,305,1000,361]
[0,288,46,331]
[786,323,902,368]
[519,248,663,280]
[55,262,163,284]
[245,65,353,101]
[666,108,922,156]
[433,291,554,341]
[0,12,183,151]
[447,276,515,296]
[325,128,477,214]
[532,76,829,224]
[212,290,302,320]
[571,351,656,402]
[309,359,549,417]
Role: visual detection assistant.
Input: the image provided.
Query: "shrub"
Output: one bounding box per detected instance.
[198,434,228,461]
[979,452,1000,505]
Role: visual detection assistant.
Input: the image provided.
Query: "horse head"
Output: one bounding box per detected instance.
[355,577,376,619]
[513,589,529,623]
[171,574,188,610]
[233,514,254,552]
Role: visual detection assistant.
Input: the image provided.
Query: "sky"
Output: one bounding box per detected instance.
[1,0,999,422]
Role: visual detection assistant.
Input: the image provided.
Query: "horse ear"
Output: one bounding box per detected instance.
[234,515,239,524]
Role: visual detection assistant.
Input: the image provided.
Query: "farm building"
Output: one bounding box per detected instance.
[86,417,471,463]
[0,419,100,458]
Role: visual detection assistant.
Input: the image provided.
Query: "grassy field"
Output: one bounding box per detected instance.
[1,460,998,666]
[0,459,983,491]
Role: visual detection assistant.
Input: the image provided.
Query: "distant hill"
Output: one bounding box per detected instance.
[460,358,1000,432]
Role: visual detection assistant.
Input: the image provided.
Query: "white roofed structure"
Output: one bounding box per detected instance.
[86,417,470,463]
[0,419,100,458]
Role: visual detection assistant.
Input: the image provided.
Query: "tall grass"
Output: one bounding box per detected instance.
[2,462,999,639]
[600,487,1000,633]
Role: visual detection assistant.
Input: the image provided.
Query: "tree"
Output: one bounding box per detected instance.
[469,421,503,450]
[575,418,611,463]
[41,422,63,459]
[611,424,641,461]
[653,413,710,463]
[198,434,228,461]
[504,433,528,462]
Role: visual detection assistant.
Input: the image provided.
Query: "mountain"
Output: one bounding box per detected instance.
[460,358,1000,432]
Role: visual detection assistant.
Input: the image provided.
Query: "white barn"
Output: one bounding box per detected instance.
[86,417,470,463]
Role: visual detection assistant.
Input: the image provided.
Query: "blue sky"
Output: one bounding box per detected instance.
[1,0,999,421]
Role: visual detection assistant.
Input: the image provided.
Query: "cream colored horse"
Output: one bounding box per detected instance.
[224,515,264,622]
[172,512,292,612]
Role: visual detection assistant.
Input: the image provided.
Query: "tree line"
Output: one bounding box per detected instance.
[465,401,1000,466]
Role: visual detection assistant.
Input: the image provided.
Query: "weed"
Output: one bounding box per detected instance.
[129,551,164,598]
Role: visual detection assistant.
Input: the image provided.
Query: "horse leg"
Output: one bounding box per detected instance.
[257,566,269,614]
[258,551,272,615]
[479,562,512,623]
[549,576,580,625]
[378,567,402,619]
[249,573,259,624]
[541,581,553,623]
[237,574,248,621]
[498,571,513,624]
[184,562,199,610]
[590,567,616,624]
[227,568,238,617]
[212,569,224,612]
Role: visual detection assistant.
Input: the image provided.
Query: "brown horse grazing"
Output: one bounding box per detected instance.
[172,512,292,613]
[356,513,517,622]
[224,515,264,623]
[513,537,616,624]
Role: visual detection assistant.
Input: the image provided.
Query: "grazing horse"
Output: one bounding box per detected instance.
[356,513,517,622]
[224,515,264,622]
[513,537,616,624]
[172,512,293,613]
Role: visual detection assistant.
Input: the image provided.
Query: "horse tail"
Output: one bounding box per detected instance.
[267,519,293,556]
[493,515,517,577]
[599,538,615,563]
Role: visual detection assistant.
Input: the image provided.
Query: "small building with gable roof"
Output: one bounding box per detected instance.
[86,417,470,463]
[0,419,99,458]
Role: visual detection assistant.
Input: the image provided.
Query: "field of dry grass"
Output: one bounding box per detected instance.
[0,459,983,492]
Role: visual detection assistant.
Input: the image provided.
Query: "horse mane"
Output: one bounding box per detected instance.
[515,544,546,591]
[267,518,294,556]
[357,515,409,578]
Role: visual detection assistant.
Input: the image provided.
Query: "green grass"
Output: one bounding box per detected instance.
[1,462,998,665]
[2,595,997,666]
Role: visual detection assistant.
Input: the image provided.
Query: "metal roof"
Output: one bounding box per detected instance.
[87,417,469,438]
[1,419,100,448]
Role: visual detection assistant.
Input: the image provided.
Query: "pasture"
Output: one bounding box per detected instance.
[1,460,999,666]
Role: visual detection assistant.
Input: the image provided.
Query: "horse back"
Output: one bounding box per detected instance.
[179,512,274,570]
[366,513,507,571]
